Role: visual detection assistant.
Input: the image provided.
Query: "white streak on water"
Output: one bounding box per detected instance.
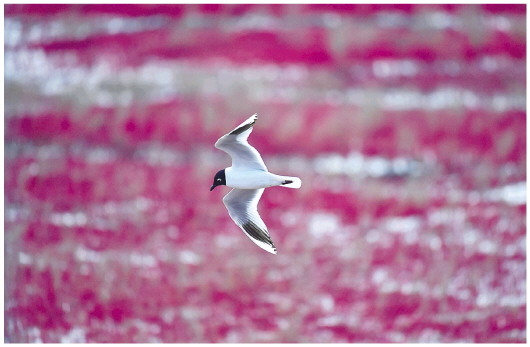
[384,216,421,244]
[5,16,168,48]
[320,294,335,312]
[373,59,419,78]
[4,48,525,114]
[28,327,43,343]
[484,182,526,205]
[18,252,33,265]
[60,327,86,343]
[313,152,426,178]
[75,246,102,263]
[50,211,88,227]
[308,212,340,238]
[179,250,201,265]
[130,253,157,267]
[385,216,421,234]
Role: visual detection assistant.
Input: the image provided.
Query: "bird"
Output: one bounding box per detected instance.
[210,114,301,254]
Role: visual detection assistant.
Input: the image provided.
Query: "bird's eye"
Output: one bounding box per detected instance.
[217,178,221,182]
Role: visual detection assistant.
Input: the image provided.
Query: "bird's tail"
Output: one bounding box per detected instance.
[280,176,302,189]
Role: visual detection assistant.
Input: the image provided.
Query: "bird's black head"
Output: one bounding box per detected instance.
[210,169,226,191]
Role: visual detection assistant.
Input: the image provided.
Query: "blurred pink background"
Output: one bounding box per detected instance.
[4,4,526,343]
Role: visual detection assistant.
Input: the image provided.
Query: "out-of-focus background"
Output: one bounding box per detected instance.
[4,3,526,343]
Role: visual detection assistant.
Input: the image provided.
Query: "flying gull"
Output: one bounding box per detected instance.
[210,114,301,254]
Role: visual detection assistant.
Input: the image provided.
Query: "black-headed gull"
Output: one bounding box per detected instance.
[210,114,301,254]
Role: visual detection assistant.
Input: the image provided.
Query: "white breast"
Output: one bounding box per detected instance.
[225,167,281,189]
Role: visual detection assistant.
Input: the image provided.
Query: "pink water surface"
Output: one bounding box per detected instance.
[4,4,526,343]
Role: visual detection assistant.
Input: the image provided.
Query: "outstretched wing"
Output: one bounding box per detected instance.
[215,114,267,171]
[222,188,277,254]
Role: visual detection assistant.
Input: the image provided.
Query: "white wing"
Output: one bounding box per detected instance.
[222,188,277,254]
[215,114,267,171]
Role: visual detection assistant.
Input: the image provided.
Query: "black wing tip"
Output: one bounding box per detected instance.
[242,221,270,244]
[242,221,276,252]
[229,115,258,135]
